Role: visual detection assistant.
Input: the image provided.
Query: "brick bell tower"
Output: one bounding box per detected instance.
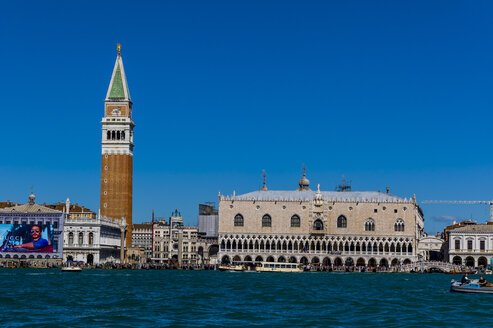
[100,44,134,255]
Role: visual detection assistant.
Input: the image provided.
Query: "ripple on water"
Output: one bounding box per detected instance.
[0,269,492,327]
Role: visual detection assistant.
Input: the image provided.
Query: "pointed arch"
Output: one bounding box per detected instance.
[394,219,405,232]
[337,215,347,228]
[365,218,375,231]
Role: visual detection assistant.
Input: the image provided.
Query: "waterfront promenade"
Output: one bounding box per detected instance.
[0,268,491,327]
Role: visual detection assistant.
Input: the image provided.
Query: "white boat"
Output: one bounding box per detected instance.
[255,262,303,273]
[450,279,493,294]
[61,266,82,272]
[218,264,245,272]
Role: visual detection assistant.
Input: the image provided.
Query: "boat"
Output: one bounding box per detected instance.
[61,266,82,272]
[255,262,303,273]
[450,279,493,294]
[218,264,245,272]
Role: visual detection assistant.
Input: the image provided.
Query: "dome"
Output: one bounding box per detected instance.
[298,174,310,191]
[28,192,36,205]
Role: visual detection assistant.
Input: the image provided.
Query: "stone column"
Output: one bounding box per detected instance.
[120,219,127,264]
[178,230,183,267]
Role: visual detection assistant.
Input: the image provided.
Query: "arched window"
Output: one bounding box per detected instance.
[107,131,111,140]
[88,232,94,245]
[117,131,121,140]
[121,131,125,140]
[262,214,272,227]
[337,215,347,228]
[365,218,375,231]
[234,214,244,227]
[313,219,323,231]
[78,232,84,245]
[68,232,73,245]
[394,219,405,232]
[291,215,300,228]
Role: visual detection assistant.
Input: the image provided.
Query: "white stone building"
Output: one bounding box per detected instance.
[218,172,425,268]
[447,224,493,268]
[63,215,125,264]
[152,210,199,266]
[132,223,152,261]
[417,235,444,261]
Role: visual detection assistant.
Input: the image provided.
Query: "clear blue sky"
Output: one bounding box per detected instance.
[1,1,492,234]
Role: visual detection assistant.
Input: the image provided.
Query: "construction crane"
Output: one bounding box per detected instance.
[422,200,493,222]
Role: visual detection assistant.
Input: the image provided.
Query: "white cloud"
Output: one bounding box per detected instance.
[431,215,459,222]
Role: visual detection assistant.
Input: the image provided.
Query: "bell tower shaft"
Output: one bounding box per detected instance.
[100,45,134,254]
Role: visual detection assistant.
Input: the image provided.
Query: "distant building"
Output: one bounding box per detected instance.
[0,193,64,266]
[447,223,493,267]
[132,223,152,261]
[45,199,96,220]
[152,210,199,266]
[443,219,477,241]
[127,246,146,264]
[198,203,219,238]
[63,214,125,265]
[417,235,444,261]
[218,170,425,267]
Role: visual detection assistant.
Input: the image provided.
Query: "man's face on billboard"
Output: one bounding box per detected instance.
[30,226,41,241]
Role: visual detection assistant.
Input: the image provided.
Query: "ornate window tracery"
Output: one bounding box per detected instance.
[234,214,244,227]
[291,215,300,228]
[365,218,375,231]
[394,219,405,232]
[337,215,347,228]
[262,214,272,227]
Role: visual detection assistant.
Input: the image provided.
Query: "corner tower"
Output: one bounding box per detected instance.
[100,44,134,251]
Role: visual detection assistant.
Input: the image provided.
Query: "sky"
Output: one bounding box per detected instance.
[1,1,493,234]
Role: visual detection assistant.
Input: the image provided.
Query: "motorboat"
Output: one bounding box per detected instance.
[61,266,82,272]
[450,279,493,294]
[218,264,245,272]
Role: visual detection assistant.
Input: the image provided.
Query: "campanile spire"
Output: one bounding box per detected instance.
[100,44,135,260]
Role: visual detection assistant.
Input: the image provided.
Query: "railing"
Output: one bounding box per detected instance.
[400,261,464,272]
[451,250,490,253]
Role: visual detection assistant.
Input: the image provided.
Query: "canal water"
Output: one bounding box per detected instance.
[0,269,491,327]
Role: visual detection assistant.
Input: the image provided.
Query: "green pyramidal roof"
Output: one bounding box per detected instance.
[109,63,125,99]
[106,54,131,101]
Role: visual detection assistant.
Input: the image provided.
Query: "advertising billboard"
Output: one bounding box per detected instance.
[0,224,54,253]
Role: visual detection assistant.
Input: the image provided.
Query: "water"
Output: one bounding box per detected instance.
[0,269,491,327]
